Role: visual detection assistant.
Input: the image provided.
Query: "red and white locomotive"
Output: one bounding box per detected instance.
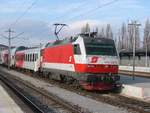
[0,33,120,91]
[41,34,120,90]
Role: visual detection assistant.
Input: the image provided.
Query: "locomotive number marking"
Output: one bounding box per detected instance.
[69,56,72,62]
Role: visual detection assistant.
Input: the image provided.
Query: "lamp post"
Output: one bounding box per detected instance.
[128,21,141,80]
[145,37,148,67]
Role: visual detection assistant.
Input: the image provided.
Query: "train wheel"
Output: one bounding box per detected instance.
[60,74,66,83]
[47,72,52,79]
[72,80,80,89]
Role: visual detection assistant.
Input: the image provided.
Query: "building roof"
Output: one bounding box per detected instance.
[119,49,150,57]
[0,44,8,48]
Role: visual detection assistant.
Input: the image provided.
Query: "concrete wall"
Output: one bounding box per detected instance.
[119,66,150,73]
[121,85,143,99]
[120,56,150,67]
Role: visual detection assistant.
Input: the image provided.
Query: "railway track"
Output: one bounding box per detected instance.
[0,68,150,113]
[0,74,46,113]
[36,76,150,113]
[0,72,86,113]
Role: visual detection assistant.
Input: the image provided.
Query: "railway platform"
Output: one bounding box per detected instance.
[120,75,150,101]
[0,84,24,113]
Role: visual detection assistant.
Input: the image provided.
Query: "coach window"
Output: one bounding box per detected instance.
[34,54,36,61]
[32,54,34,61]
[35,54,37,61]
[31,54,32,62]
[36,54,38,61]
[28,54,29,62]
[26,54,27,61]
[34,54,36,62]
[36,54,37,61]
[30,54,32,62]
[74,44,81,55]
[32,54,34,62]
[27,54,29,61]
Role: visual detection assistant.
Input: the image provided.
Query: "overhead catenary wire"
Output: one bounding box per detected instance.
[51,0,92,22]
[63,0,120,23]
[9,0,39,28]
[0,0,27,31]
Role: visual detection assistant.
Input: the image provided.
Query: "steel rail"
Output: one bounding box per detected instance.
[0,71,87,113]
[0,74,45,113]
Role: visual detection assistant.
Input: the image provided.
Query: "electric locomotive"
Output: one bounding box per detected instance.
[41,33,120,90]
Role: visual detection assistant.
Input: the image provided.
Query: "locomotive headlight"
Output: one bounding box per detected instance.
[104,65,109,68]
[87,64,95,68]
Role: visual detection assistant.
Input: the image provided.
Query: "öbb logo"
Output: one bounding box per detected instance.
[91,56,99,63]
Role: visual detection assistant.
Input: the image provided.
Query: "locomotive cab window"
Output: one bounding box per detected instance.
[73,44,81,55]
[84,38,117,56]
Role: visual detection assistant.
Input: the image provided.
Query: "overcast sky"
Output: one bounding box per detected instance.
[0,0,150,46]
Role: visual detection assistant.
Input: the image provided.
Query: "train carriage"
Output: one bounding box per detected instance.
[41,34,120,90]
[0,46,26,67]
[15,47,41,72]
[0,50,9,66]
[0,51,3,64]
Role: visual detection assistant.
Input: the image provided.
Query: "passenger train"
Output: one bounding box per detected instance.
[0,33,121,91]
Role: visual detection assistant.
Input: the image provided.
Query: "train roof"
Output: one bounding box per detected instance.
[45,35,115,48]
[16,46,41,54]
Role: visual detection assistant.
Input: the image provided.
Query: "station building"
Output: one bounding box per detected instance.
[119,49,150,67]
[0,44,8,51]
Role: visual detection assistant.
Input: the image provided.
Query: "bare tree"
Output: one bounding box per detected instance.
[120,23,128,49]
[143,19,150,50]
[128,23,134,50]
[128,21,140,50]
[135,26,140,49]
[81,23,90,33]
[106,24,113,39]
[99,27,105,38]
[117,28,123,51]
[95,27,98,34]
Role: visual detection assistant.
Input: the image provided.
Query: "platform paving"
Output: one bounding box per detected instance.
[0,67,130,113]
[120,75,150,101]
[0,84,24,113]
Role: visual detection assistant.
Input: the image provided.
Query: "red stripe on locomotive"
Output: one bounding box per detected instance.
[43,44,75,64]
[74,64,118,73]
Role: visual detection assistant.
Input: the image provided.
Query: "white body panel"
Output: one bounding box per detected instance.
[73,36,86,64]
[73,36,119,65]
[0,52,2,64]
[42,63,75,72]
[10,48,17,67]
[23,59,40,72]
[0,50,8,64]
